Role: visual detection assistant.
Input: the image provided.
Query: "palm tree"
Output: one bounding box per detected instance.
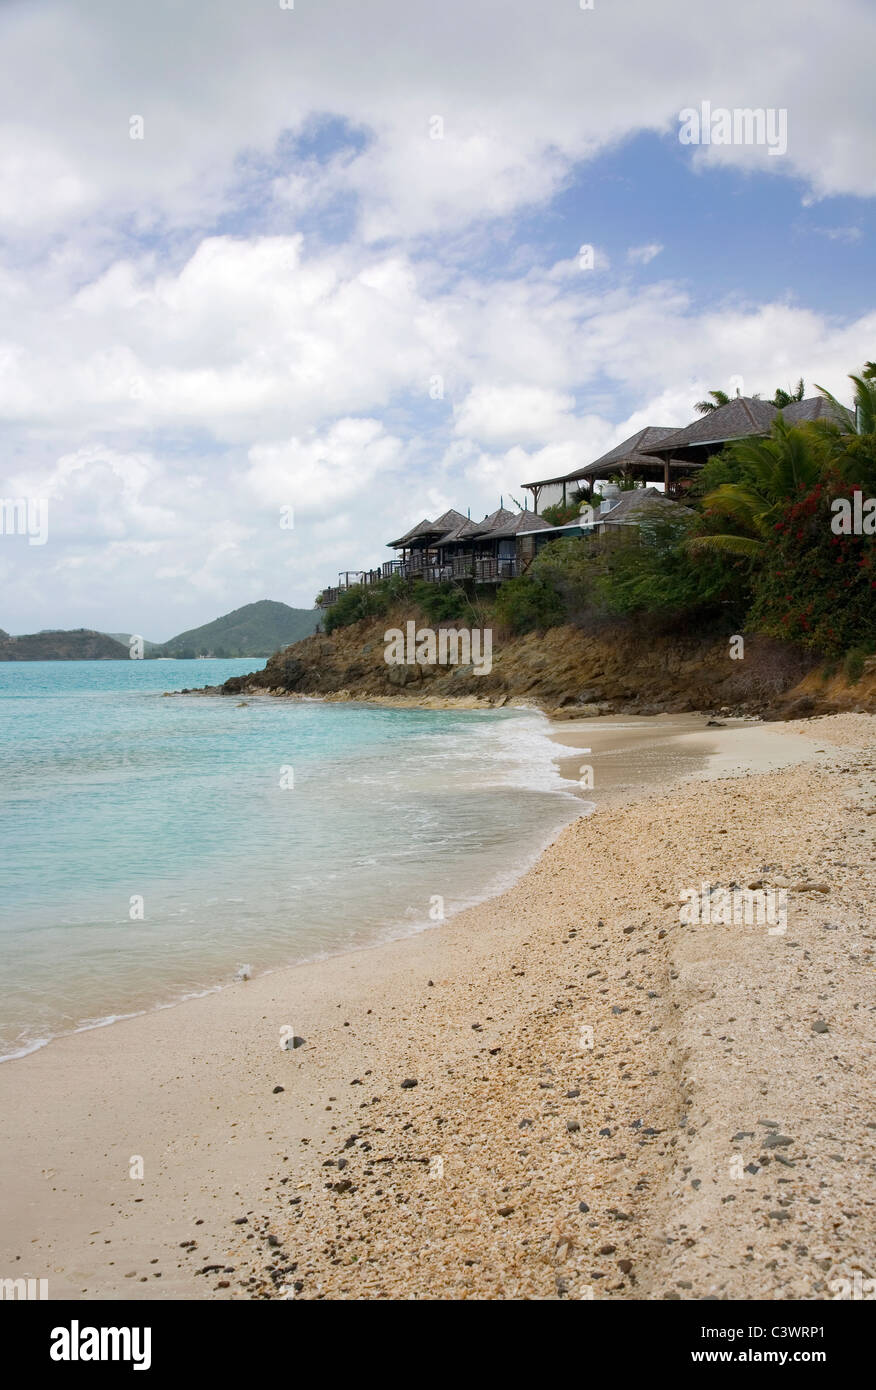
[771,378,805,408]
[694,389,732,415]
[815,362,876,435]
[688,418,830,559]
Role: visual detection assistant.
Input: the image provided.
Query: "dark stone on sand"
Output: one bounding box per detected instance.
[401,1078,418,1089]
[272,1086,285,1094]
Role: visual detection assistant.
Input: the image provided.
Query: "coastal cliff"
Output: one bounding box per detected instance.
[219,610,876,717]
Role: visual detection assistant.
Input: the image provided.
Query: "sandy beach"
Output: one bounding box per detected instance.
[1,711,873,1301]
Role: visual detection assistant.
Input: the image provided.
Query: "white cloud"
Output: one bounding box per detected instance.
[627,243,663,265]
[245,419,405,519]
[816,226,863,243]
[1,0,874,635]
[0,0,874,249]
[453,386,578,447]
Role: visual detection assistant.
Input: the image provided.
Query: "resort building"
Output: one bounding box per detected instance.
[316,392,844,606]
[522,395,843,513]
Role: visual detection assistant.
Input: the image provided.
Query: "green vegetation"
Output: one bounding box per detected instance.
[320,358,876,665]
[494,567,566,633]
[155,600,320,657]
[410,580,474,624]
[689,417,831,559]
[322,583,391,633]
[695,379,805,413]
[540,499,584,526]
[0,629,129,661]
[749,473,876,656]
[323,576,479,634]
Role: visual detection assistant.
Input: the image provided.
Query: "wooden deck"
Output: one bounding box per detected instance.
[317,553,519,607]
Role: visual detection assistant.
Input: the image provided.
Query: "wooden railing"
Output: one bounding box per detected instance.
[318,552,517,607]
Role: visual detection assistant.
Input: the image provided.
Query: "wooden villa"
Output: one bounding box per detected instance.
[522,395,845,512]
[316,391,848,607]
[317,504,553,606]
[521,426,679,511]
[389,506,555,584]
[644,395,842,492]
[516,485,694,562]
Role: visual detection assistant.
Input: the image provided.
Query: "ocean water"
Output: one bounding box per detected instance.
[0,660,582,1060]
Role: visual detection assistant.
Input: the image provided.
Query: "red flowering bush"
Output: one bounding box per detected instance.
[750,472,875,655]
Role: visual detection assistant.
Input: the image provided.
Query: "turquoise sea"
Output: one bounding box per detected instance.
[0,660,582,1060]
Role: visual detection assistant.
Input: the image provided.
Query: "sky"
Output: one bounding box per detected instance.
[1,0,875,640]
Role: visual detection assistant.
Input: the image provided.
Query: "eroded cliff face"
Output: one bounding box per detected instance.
[218,608,876,716]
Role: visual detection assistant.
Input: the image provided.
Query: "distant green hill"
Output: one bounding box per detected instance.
[156,600,320,658]
[105,633,161,656]
[0,629,129,661]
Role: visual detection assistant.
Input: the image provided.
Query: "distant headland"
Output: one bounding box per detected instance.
[0,600,320,661]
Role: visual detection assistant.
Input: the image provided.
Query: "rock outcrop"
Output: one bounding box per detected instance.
[218,609,875,716]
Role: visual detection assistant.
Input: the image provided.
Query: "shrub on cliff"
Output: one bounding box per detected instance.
[526,537,606,621]
[494,572,566,634]
[323,582,392,633]
[597,517,752,623]
[410,580,472,623]
[749,474,876,656]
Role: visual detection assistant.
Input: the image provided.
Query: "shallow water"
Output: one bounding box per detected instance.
[0,660,581,1059]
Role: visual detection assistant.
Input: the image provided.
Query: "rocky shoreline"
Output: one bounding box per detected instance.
[195,614,876,721]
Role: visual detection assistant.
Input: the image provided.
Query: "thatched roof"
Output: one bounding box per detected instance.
[522,395,852,494]
[388,507,468,548]
[434,513,479,545]
[566,426,680,482]
[649,397,781,455]
[781,396,849,426]
[487,511,555,540]
[597,486,694,525]
[464,507,517,538]
[647,395,849,458]
[521,426,677,489]
[387,517,437,547]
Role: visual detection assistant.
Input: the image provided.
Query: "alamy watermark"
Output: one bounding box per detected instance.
[384,622,492,675]
[679,882,787,935]
[50,1322,151,1370]
[1,497,48,545]
[1,1276,48,1300]
[831,494,876,535]
[679,102,787,157]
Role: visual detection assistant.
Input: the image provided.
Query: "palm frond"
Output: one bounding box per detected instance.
[687,534,765,558]
[815,381,856,432]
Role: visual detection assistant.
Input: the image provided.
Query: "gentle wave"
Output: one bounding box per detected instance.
[0,661,583,1060]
